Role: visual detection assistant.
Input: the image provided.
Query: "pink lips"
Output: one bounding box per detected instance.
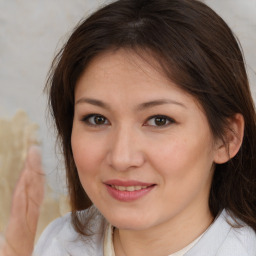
[104,179,156,202]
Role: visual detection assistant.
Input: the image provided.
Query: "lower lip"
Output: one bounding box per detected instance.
[105,185,155,202]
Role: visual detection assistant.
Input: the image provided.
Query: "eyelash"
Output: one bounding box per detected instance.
[81,114,175,127]
[81,114,110,127]
[144,115,175,127]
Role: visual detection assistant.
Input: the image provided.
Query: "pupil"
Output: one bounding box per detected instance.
[95,116,105,124]
[155,117,166,126]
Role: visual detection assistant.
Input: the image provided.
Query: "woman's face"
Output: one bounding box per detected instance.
[71,50,218,231]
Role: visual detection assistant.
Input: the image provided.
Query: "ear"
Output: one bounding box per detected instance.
[214,113,244,164]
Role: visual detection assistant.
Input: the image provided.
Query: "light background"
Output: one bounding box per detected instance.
[1,0,256,193]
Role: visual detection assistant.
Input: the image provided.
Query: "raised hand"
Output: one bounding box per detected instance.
[0,146,45,256]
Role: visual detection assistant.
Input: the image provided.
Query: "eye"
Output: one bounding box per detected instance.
[82,114,109,126]
[144,115,175,127]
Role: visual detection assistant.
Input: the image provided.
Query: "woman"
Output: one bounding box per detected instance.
[35,0,256,255]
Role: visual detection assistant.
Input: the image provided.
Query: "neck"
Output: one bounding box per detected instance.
[113,206,213,256]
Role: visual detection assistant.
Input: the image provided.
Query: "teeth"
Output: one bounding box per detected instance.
[127,186,135,191]
[118,186,126,191]
[111,185,148,191]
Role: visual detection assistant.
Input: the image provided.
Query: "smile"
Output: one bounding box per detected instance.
[104,180,156,202]
[110,185,149,191]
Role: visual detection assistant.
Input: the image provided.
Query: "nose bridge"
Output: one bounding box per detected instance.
[107,123,144,171]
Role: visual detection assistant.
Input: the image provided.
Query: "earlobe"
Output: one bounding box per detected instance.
[214,113,244,164]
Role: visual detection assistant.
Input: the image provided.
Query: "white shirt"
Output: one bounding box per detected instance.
[34,208,256,256]
[103,223,204,256]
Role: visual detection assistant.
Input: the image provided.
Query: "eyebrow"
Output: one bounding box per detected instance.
[75,98,111,110]
[75,97,186,110]
[136,99,186,110]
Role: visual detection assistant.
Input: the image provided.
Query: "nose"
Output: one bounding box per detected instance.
[107,126,145,172]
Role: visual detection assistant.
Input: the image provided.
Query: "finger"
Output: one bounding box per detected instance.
[24,145,45,207]
[2,145,45,256]
[24,146,45,234]
[10,146,45,232]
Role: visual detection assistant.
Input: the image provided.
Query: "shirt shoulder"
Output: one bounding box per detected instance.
[185,210,256,256]
[34,207,106,256]
[217,222,256,256]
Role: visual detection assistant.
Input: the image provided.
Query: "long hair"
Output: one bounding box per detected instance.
[46,0,256,235]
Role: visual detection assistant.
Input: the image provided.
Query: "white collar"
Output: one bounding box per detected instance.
[103,223,204,256]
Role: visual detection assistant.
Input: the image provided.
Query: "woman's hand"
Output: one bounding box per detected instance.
[0,146,45,256]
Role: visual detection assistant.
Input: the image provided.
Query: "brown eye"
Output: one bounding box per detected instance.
[145,115,174,127]
[94,115,106,125]
[154,117,168,126]
[83,114,109,126]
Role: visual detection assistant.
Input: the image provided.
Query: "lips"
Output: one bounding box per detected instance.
[104,179,154,187]
[104,179,156,202]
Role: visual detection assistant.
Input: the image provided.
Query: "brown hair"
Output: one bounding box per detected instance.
[47,0,256,234]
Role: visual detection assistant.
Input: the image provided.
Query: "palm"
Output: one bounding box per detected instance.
[0,146,44,256]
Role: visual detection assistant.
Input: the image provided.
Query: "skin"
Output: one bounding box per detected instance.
[71,50,242,256]
[0,146,44,256]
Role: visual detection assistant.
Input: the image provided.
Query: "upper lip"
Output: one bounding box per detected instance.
[104,179,155,187]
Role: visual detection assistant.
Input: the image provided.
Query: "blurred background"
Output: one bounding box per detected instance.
[0,0,256,238]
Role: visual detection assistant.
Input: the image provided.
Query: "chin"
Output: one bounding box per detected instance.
[112,221,151,231]
[104,212,155,230]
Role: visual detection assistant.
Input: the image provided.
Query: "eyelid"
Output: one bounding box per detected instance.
[81,113,110,126]
[144,115,175,127]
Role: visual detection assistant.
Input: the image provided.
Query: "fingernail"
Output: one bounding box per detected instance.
[27,145,43,173]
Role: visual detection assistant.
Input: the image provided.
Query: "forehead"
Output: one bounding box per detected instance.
[83,50,168,83]
[76,49,187,98]
[75,49,208,115]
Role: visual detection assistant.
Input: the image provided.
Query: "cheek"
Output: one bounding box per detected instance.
[71,133,103,201]
[71,131,100,179]
[151,138,214,212]
[150,135,214,183]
